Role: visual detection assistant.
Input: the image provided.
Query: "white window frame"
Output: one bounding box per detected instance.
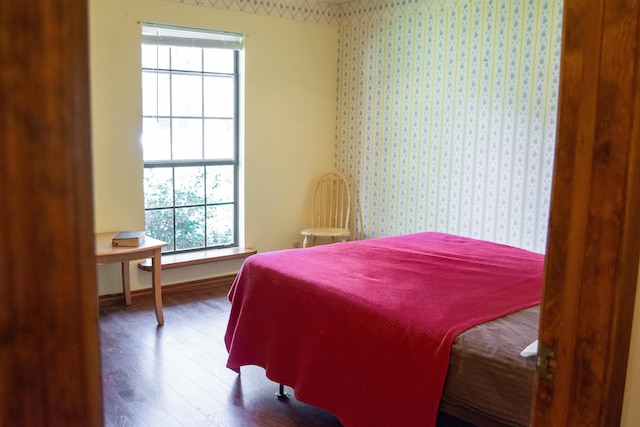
[141,23,243,254]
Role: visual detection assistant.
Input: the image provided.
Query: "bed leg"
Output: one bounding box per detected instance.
[275,383,290,400]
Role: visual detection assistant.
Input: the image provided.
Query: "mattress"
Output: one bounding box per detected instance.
[441,305,540,426]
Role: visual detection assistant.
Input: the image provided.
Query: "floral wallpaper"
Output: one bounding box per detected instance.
[168,0,563,253]
[336,0,563,253]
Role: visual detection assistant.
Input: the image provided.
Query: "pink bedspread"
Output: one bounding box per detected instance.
[224,232,544,426]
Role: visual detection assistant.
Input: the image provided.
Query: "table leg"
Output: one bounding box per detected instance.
[151,248,164,325]
[121,261,131,305]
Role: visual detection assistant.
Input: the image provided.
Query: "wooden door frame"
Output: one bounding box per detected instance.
[1,0,638,426]
[0,0,103,426]
[533,0,640,425]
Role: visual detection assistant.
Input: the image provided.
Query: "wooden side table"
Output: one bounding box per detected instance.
[95,232,168,324]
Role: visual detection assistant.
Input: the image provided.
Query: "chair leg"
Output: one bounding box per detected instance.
[302,235,309,248]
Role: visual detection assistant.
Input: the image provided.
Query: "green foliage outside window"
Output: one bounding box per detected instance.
[144,166,235,252]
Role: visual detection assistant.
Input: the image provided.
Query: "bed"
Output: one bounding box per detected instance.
[224,232,543,426]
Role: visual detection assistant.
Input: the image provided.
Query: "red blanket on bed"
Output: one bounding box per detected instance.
[225,232,543,426]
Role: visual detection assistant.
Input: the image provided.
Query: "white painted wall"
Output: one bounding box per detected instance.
[89,0,338,295]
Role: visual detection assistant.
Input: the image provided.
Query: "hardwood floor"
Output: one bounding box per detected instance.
[99,285,474,427]
[99,284,343,427]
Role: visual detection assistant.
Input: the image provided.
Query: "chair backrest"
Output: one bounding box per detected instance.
[310,172,351,230]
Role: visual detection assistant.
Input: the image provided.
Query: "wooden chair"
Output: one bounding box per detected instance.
[301,172,351,248]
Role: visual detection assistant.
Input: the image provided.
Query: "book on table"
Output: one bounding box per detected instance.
[112,231,145,247]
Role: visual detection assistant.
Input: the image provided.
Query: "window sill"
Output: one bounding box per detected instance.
[138,247,256,271]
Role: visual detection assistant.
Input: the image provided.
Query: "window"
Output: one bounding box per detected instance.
[140,23,243,253]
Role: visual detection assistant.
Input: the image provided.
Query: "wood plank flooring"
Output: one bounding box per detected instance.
[99,285,473,426]
[100,284,345,427]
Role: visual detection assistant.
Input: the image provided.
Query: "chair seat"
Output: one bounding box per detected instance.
[301,227,351,238]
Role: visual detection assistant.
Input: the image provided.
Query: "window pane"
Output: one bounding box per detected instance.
[144,167,173,209]
[159,46,170,69]
[172,74,202,117]
[204,119,234,159]
[175,166,204,207]
[203,48,234,73]
[141,71,157,115]
[141,44,156,68]
[172,118,203,160]
[206,165,234,203]
[142,71,171,116]
[171,46,202,72]
[176,206,205,250]
[145,208,175,252]
[158,72,171,116]
[204,76,234,117]
[142,118,171,161]
[141,45,170,69]
[207,204,234,246]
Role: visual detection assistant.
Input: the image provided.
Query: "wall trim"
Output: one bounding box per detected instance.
[166,0,499,26]
[99,274,236,307]
[169,0,341,25]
